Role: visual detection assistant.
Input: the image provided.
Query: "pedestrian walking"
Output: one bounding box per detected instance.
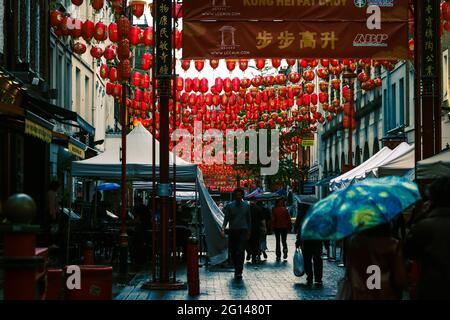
[258,201,271,260]
[295,203,323,286]
[272,199,292,261]
[248,201,263,264]
[221,188,252,280]
[404,177,450,300]
[345,223,408,299]
[45,180,60,247]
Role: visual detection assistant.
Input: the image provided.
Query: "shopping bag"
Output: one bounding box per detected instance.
[293,248,305,277]
[336,275,353,300]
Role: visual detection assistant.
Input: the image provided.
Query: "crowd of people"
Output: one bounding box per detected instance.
[220,178,450,300]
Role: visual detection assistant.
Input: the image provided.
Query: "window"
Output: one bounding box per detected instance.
[383,88,388,130]
[75,68,81,112]
[85,76,91,123]
[399,78,405,126]
[443,50,449,102]
[30,0,41,74]
[66,62,72,110]
[57,54,63,106]
[18,0,31,62]
[391,83,397,130]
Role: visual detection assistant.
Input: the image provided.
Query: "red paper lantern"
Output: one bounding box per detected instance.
[117,16,131,40]
[226,60,236,72]
[288,72,301,83]
[200,78,209,93]
[215,77,223,92]
[175,29,182,49]
[185,78,193,92]
[239,59,248,71]
[118,39,131,60]
[271,58,281,69]
[60,17,71,36]
[142,73,151,89]
[286,59,296,67]
[181,60,191,71]
[331,79,341,90]
[143,27,154,46]
[73,42,87,54]
[255,58,265,70]
[129,26,141,46]
[108,23,119,42]
[118,59,131,80]
[100,64,109,79]
[90,46,104,59]
[72,0,83,6]
[131,0,146,18]
[303,70,315,82]
[141,53,152,70]
[94,22,107,41]
[109,67,118,82]
[50,10,63,28]
[70,18,83,39]
[275,74,286,85]
[132,71,141,87]
[210,59,220,70]
[443,2,450,21]
[81,20,95,41]
[92,0,104,11]
[106,82,115,95]
[195,60,205,72]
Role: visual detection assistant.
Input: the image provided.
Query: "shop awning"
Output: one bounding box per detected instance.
[416,148,450,179]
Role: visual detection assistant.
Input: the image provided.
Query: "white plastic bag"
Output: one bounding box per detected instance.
[293,248,305,277]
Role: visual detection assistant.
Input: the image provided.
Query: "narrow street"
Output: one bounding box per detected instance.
[115,234,344,300]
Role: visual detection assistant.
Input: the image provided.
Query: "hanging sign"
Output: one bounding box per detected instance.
[183,0,409,22]
[68,143,86,159]
[182,20,408,59]
[25,119,53,143]
[155,1,173,78]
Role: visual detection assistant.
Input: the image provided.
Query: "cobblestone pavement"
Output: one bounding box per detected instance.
[115,234,345,300]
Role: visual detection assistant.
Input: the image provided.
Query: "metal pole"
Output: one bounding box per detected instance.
[66,172,73,264]
[414,0,422,165]
[172,7,178,282]
[151,5,157,283]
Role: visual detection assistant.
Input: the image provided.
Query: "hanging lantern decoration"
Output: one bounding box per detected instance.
[118,16,131,40]
[288,72,301,84]
[94,22,107,41]
[239,59,248,71]
[143,27,154,46]
[317,68,329,79]
[118,59,132,80]
[60,17,72,36]
[141,53,152,70]
[90,46,104,59]
[286,59,296,67]
[142,73,151,89]
[100,64,109,79]
[357,71,370,83]
[72,0,83,6]
[271,58,281,69]
[72,42,87,55]
[129,26,141,46]
[175,29,182,49]
[303,70,315,82]
[226,59,236,72]
[255,58,265,70]
[106,82,115,95]
[114,83,122,98]
[108,23,119,42]
[181,60,191,71]
[275,74,286,85]
[70,19,83,39]
[109,67,118,82]
[92,0,104,11]
[118,39,131,60]
[81,20,95,41]
[104,44,116,60]
[209,59,220,70]
[132,71,142,87]
[50,10,63,28]
[130,0,146,18]
[195,60,205,72]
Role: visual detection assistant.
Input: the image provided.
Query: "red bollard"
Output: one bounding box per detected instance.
[83,241,95,265]
[186,237,200,296]
[0,194,43,300]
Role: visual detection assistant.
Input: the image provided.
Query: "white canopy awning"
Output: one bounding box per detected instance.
[330,146,392,190]
[376,144,415,177]
[71,123,197,182]
[416,148,450,179]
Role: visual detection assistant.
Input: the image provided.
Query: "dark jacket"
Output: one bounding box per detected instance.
[347,234,408,300]
[404,207,450,299]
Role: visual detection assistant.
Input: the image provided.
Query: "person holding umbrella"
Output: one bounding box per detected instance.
[300,177,420,299]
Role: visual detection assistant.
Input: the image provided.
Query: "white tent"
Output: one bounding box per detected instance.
[416,148,450,179]
[330,146,392,190]
[71,123,197,182]
[375,144,415,177]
